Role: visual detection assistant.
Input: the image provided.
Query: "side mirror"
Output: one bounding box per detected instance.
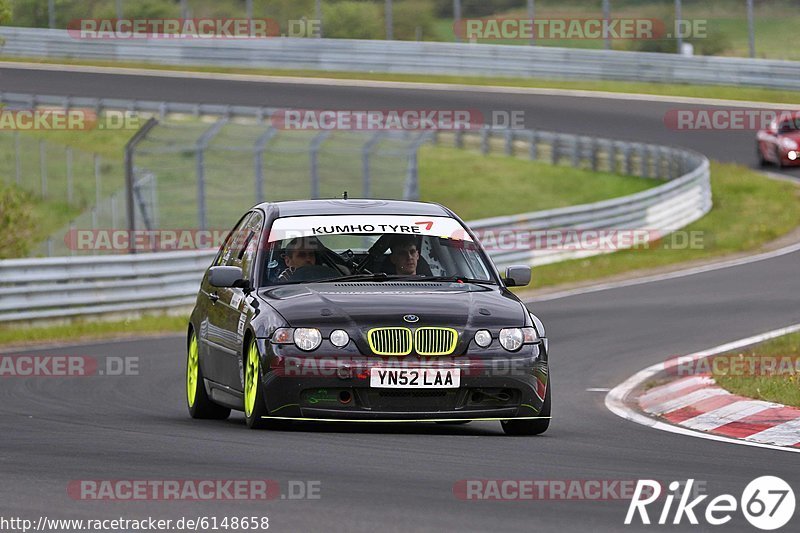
[208,266,249,289]
[503,265,531,287]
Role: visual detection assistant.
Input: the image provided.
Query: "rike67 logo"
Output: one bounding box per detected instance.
[626,477,795,530]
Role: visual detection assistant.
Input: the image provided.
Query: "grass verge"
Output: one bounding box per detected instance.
[3,56,800,105]
[0,314,188,348]
[525,162,800,289]
[712,332,800,408]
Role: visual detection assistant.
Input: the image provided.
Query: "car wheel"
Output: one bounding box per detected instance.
[757,143,768,167]
[501,381,551,436]
[187,331,231,420]
[775,147,787,169]
[244,338,289,430]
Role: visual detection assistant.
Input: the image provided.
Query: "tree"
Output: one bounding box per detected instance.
[0,0,11,25]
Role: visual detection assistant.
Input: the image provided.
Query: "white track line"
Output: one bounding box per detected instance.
[605,322,800,454]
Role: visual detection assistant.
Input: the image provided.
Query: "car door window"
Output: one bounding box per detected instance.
[214,213,253,267]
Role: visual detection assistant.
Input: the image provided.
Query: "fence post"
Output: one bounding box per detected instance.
[254,127,277,203]
[66,147,74,205]
[14,131,21,185]
[309,131,331,199]
[362,132,384,198]
[125,117,159,245]
[195,118,228,230]
[39,140,47,199]
[94,154,101,208]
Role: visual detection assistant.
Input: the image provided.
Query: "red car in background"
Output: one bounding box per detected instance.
[757,111,800,168]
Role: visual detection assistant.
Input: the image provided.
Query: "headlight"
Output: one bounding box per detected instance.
[474,329,492,348]
[293,328,322,351]
[499,327,539,351]
[329,329,350,348]
[781,138,798,150]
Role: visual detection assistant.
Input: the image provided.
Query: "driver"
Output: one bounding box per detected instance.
[388,235,420,275]
[278,236,319,281]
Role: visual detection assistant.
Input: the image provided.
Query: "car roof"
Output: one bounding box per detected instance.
[256,199,453,218]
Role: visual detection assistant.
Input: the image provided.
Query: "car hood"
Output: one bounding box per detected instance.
[781,131,800,145]
[258,282,527,329]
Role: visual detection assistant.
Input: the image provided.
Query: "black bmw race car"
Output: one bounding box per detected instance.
[187,199,550,435]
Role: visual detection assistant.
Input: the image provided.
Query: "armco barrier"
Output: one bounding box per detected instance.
[1,27,799,90]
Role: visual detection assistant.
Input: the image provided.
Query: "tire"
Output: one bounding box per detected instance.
[775,147,787,169]
[243,338,289,430]
[757,143,768,167]
[501,381,551,436]
[187,330,231,420]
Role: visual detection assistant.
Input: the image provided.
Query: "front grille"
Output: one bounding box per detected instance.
[415,327,458,355]
[367,327,458,356]
[368,327,413,355]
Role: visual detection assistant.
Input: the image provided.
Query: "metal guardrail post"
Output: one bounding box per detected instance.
[455,129,464,149]
[504,130,514,156]
[480,128,490,155]
[124,117,159,246]
[254,127,277,203]
[529,131,538,160]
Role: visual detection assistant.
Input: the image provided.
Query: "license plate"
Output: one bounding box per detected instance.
[369,368,460,388]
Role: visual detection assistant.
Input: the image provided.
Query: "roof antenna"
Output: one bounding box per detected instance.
[343,191,348,200]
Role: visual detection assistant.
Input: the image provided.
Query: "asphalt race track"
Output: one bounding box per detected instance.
[2,65,799,532]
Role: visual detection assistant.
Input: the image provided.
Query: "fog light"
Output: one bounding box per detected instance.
[330,329,350,348]
[788,151,798,161]
[474,330,492,348]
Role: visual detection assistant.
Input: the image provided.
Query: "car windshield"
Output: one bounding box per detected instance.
[260,214,495,285]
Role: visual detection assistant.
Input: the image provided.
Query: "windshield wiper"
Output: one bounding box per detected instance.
[422,275,497,286]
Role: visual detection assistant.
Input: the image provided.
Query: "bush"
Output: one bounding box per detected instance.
[322,1,382,39]
[393,0,436,40]
[0,184,36,259]
[0,0,11,24]
[432,0,524,18]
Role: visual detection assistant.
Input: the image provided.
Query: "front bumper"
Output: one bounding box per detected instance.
[257,340,548,421]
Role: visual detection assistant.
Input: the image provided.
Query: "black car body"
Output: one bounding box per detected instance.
[187,199,550,435]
